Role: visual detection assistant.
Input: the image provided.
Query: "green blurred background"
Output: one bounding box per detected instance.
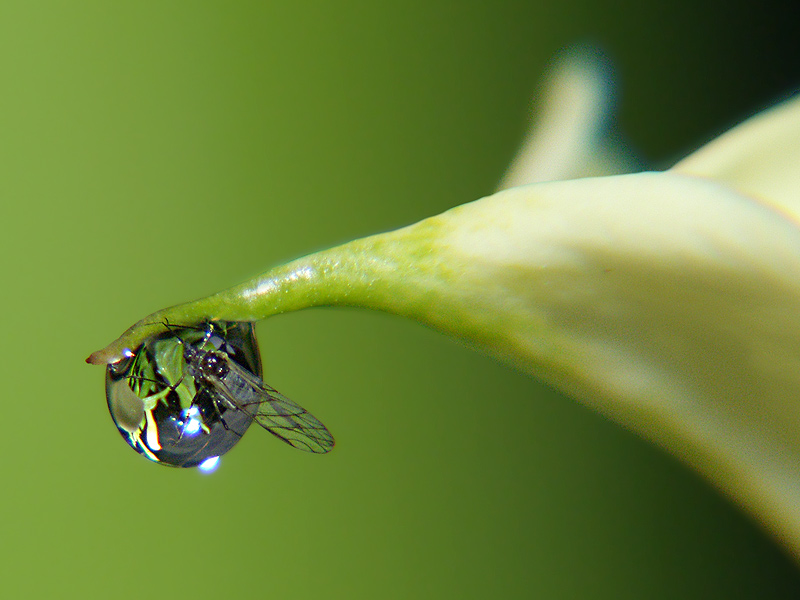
[1,1,799,597]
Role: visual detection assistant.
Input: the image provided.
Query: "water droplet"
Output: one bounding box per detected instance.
[105,321,261,468]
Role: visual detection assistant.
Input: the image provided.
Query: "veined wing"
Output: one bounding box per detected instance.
[212,356,335,454]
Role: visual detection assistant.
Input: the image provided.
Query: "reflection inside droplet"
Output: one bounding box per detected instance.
[181,406,203,436]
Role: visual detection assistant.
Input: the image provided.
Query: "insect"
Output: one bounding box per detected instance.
[106,320,334,469]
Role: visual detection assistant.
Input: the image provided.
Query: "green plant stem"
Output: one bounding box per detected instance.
[87,215,464,365]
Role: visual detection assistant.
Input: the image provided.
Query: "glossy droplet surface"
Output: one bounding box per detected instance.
[106,321,262,468]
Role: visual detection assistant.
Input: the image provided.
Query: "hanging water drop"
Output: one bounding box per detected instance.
[105,321,261,468]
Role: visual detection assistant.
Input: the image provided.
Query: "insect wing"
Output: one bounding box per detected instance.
[213,357,335,454]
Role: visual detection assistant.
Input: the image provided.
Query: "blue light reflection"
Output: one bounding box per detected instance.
[198,456,220,473]
[182,406,202,436]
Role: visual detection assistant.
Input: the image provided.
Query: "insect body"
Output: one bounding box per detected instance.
[182,342,335,454]
[106,321,334,468]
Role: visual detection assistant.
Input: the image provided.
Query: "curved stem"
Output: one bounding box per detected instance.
[87,216,459,364]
